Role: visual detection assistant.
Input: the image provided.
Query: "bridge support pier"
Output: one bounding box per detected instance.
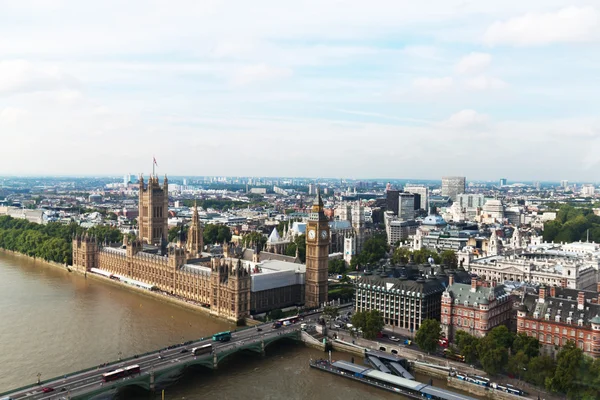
[261,340,266,357]
[213,352,218,369]
[150,370,155,392]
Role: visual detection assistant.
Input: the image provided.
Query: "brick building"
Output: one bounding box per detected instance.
[517,284,600,357]
[441,275,512,340]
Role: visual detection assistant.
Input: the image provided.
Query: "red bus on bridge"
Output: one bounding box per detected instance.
[277,315,299,325]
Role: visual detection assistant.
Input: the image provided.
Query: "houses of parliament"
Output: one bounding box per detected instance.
[72,174,330,322]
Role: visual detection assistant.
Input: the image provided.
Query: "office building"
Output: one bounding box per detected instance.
[398,193,415,221]
[404,185,429,210]
[441,177,466,202]
[499,178,507,187]
[355,265,471,333]
[386,189,400,215]
[456,194,486,209]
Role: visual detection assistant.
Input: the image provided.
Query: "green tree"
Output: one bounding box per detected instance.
[413,248,441,264]
[323,306,339,320]
[328,259,347,275]
[392,247,411,264]
[546,341,584,396]
[269,309,283,320]
[578,356,600,400]
[203,224,232,245]
[351,310,366,330]
[512,333,540,359]
[507,350,529,380]
[477,333,509,375]
[87,225,123,243]
[440,250,458,268]
[525,355,556,388]
[350,310,384,339]
[488,325,515,348]
[241,231,267,248]
[415,319,442,354]
[454,330,479,363]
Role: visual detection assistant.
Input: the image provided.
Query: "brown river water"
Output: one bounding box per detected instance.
[0,252,475,399]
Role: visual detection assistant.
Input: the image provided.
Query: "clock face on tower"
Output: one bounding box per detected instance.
[308,229,316,240]
[320,230,328,240]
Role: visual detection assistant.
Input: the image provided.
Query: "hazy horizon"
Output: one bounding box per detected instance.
[1,1,599,180]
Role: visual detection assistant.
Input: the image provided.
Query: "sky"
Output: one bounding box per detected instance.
[0,1,599,181]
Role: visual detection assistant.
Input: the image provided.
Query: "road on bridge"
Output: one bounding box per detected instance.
[5,323,300,400]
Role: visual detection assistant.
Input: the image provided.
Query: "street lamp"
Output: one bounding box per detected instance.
[37,372,41,385]
[118,351,122,361]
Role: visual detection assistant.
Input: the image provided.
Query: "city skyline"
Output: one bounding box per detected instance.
[1,1,599,179]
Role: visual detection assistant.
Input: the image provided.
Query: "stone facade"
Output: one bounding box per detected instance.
[138,174,169,246]
[72,173,308,322]
[305,192,330,308]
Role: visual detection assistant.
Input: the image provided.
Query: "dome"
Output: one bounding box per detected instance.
[423,214,447,226]
[591,315,600,324]
[480,298,489,305]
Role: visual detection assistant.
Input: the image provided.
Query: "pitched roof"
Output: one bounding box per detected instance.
[267,227,281,243]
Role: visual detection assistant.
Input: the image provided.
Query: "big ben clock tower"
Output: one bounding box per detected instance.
[305,189,330,308]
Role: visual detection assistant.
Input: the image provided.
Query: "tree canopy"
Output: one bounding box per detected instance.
[0,215,122,265]
[543,205,600,243]
[351,310,384,339]
[284,234,306,262]
[203,224,232,245]
[350,234,388,268]
[328,259,347,275]
[415,319,442,353]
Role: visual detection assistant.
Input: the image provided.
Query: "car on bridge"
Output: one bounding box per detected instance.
[41,387,54,393]
[180,348,188,353]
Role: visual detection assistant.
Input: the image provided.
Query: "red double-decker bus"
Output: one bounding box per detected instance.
[102,364,141,382]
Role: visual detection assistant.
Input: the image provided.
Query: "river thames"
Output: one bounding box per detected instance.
[0,252,474,399]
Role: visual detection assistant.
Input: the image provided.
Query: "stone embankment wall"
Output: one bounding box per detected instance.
[447,377,531,400]
[410,362,450,379]
[301,331,326,351]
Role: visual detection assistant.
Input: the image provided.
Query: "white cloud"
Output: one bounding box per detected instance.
[230,64,293,86]
[465,75,507,90]
[412,77,453,93]
[402,45,440,60]
[483,6,600,46]
[0,107,30,125]
[441,109,489,129]
[455,52,492,74]
[0,59,79,95]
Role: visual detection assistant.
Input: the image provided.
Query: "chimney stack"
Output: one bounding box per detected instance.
[471,276,478,292]
[448,274,455,286]
[578,291,585,310]
[539,286,546,303]
[550,285,556,297]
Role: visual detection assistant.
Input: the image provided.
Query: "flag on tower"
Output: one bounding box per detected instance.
[153,156,158,167]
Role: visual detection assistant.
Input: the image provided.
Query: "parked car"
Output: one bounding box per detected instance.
[390,336,400,342]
